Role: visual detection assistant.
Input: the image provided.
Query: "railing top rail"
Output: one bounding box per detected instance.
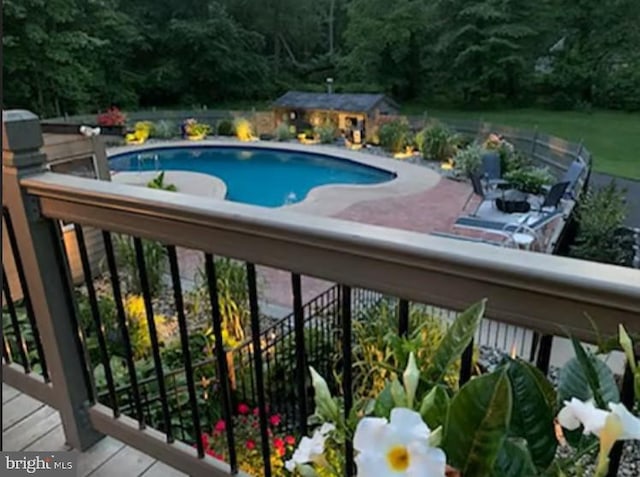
[20,172,640,340]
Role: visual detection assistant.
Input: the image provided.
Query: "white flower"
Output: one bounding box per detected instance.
[557,398,609,435]
[353,408,446,477]
[557,398,640,440]
[285,423,335,472]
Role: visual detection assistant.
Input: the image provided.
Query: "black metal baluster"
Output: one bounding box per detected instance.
[133,237,173,442]
[102,231,145,427]
[341,285,354,477]
[535,335,553,375]
[2,266,30,371]
[75,225,119,415]
[607,362,635,477]
[529,332,540,363]
[246,263,272,477]
[292,273,308,436]
[204,254,237,471]
[398,299,409,337]
[167,246,203,456]
[3,208,49,381]
[460,340,474,385]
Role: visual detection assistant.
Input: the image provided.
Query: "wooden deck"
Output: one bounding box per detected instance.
[2,383,187,477]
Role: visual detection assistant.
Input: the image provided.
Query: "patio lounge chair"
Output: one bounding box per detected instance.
[542,159,586,199]
[453,209,563,233]
[463,173,505,216]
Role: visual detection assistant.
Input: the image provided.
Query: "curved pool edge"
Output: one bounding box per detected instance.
[111,170,227,200]
[107,139,441,217]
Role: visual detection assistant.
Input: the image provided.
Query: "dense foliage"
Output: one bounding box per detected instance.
[4,0,640,116]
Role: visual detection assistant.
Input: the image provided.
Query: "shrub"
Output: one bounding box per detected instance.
[151,120,177,139]
[112,235,167,296]
[217,119,235,136]
[234,117,255,141]
[503,166,554,194]
[97,107,126,126]
[316,121,336,144]
[203,405,295,476]
[184,120,212,138]
[570,181,634,266]
[147,171,177,192]
[349,298,462,400]
[453,144,484,177]
[275,123,292,141]
[121,295,174,360]
[415,122,458,162]
[378,118,412,153]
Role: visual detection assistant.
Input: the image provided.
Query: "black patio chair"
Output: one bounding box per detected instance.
[533,181,570,212]
[463,173,504,216]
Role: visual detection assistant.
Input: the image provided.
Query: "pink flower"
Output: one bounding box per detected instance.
[201,433,210,448]
[270,414,281,427]
[214,420,226,433]
[253,407,260,416]
[285,435,295,446]
[246,439,256,450]
[238,403,250,415]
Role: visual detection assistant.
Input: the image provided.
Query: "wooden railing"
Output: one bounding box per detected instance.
[3,110,639,476]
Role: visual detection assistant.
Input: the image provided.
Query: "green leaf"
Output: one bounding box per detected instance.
[443,369,512,477]
[426,299,486,383]
[419,384,450,429]
[570,338,607,408]
[557,356,619,408]
[390,377,407,407]
[493,438,537,477]
[506,359,557,469]
[373,382,394,418]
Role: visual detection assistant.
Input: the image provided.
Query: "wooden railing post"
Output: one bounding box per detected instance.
[2,109,103,450]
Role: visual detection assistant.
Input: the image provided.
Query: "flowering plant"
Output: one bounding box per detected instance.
[97,107,127,127]
[203,403,296,476]
[183,119,212,139]
[555,325,640,477]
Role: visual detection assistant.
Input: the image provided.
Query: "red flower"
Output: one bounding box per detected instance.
[201,433,210,448]
[285,435,296,446]
[274,438,284,449]
[269,414,282,427]
[246,439,256,450]
[214,419,226,433]
[253,407,260,416]
[276,446,286,457]
[238,403,250,415]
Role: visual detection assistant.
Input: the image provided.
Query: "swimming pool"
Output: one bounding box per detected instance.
[109,146,395,207]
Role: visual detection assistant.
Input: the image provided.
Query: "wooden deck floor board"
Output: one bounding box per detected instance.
[2,383,186,477]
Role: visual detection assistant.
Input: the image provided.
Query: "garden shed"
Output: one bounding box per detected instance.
[272,91,400,141]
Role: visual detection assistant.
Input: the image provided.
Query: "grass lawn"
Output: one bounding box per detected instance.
[401,106,640,180]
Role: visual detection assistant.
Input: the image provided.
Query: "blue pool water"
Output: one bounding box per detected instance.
[109,146,395,207]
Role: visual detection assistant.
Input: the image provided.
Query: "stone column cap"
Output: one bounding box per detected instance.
[3,109,44,153]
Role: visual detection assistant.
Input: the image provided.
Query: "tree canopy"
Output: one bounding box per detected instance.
[3,0,640,116]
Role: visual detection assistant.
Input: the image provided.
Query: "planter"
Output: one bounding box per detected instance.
[187,133,206,141]
[41,122,125,137]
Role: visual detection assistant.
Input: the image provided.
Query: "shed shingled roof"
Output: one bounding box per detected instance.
[272,91,399,113]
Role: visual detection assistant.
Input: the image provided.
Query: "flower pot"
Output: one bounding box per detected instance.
[188,133,206,141]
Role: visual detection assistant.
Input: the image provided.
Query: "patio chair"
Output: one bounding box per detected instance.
[532,181,570,212]
[542,159,586,199]
[481,152,509,189]
[463,173,505,216]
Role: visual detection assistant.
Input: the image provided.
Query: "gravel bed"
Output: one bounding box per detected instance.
[478,346,639,475]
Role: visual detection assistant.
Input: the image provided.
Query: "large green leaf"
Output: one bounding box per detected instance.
[570,338,607,408]
[557,356,620,407]
[373,382,394,418]
[443,369,512,477]
[506,359,557,469]
[425,299,486,383]
[419,384,450,429]
[493,438,537,477]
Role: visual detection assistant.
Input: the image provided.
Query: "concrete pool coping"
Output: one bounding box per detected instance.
[107,139,440,216]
